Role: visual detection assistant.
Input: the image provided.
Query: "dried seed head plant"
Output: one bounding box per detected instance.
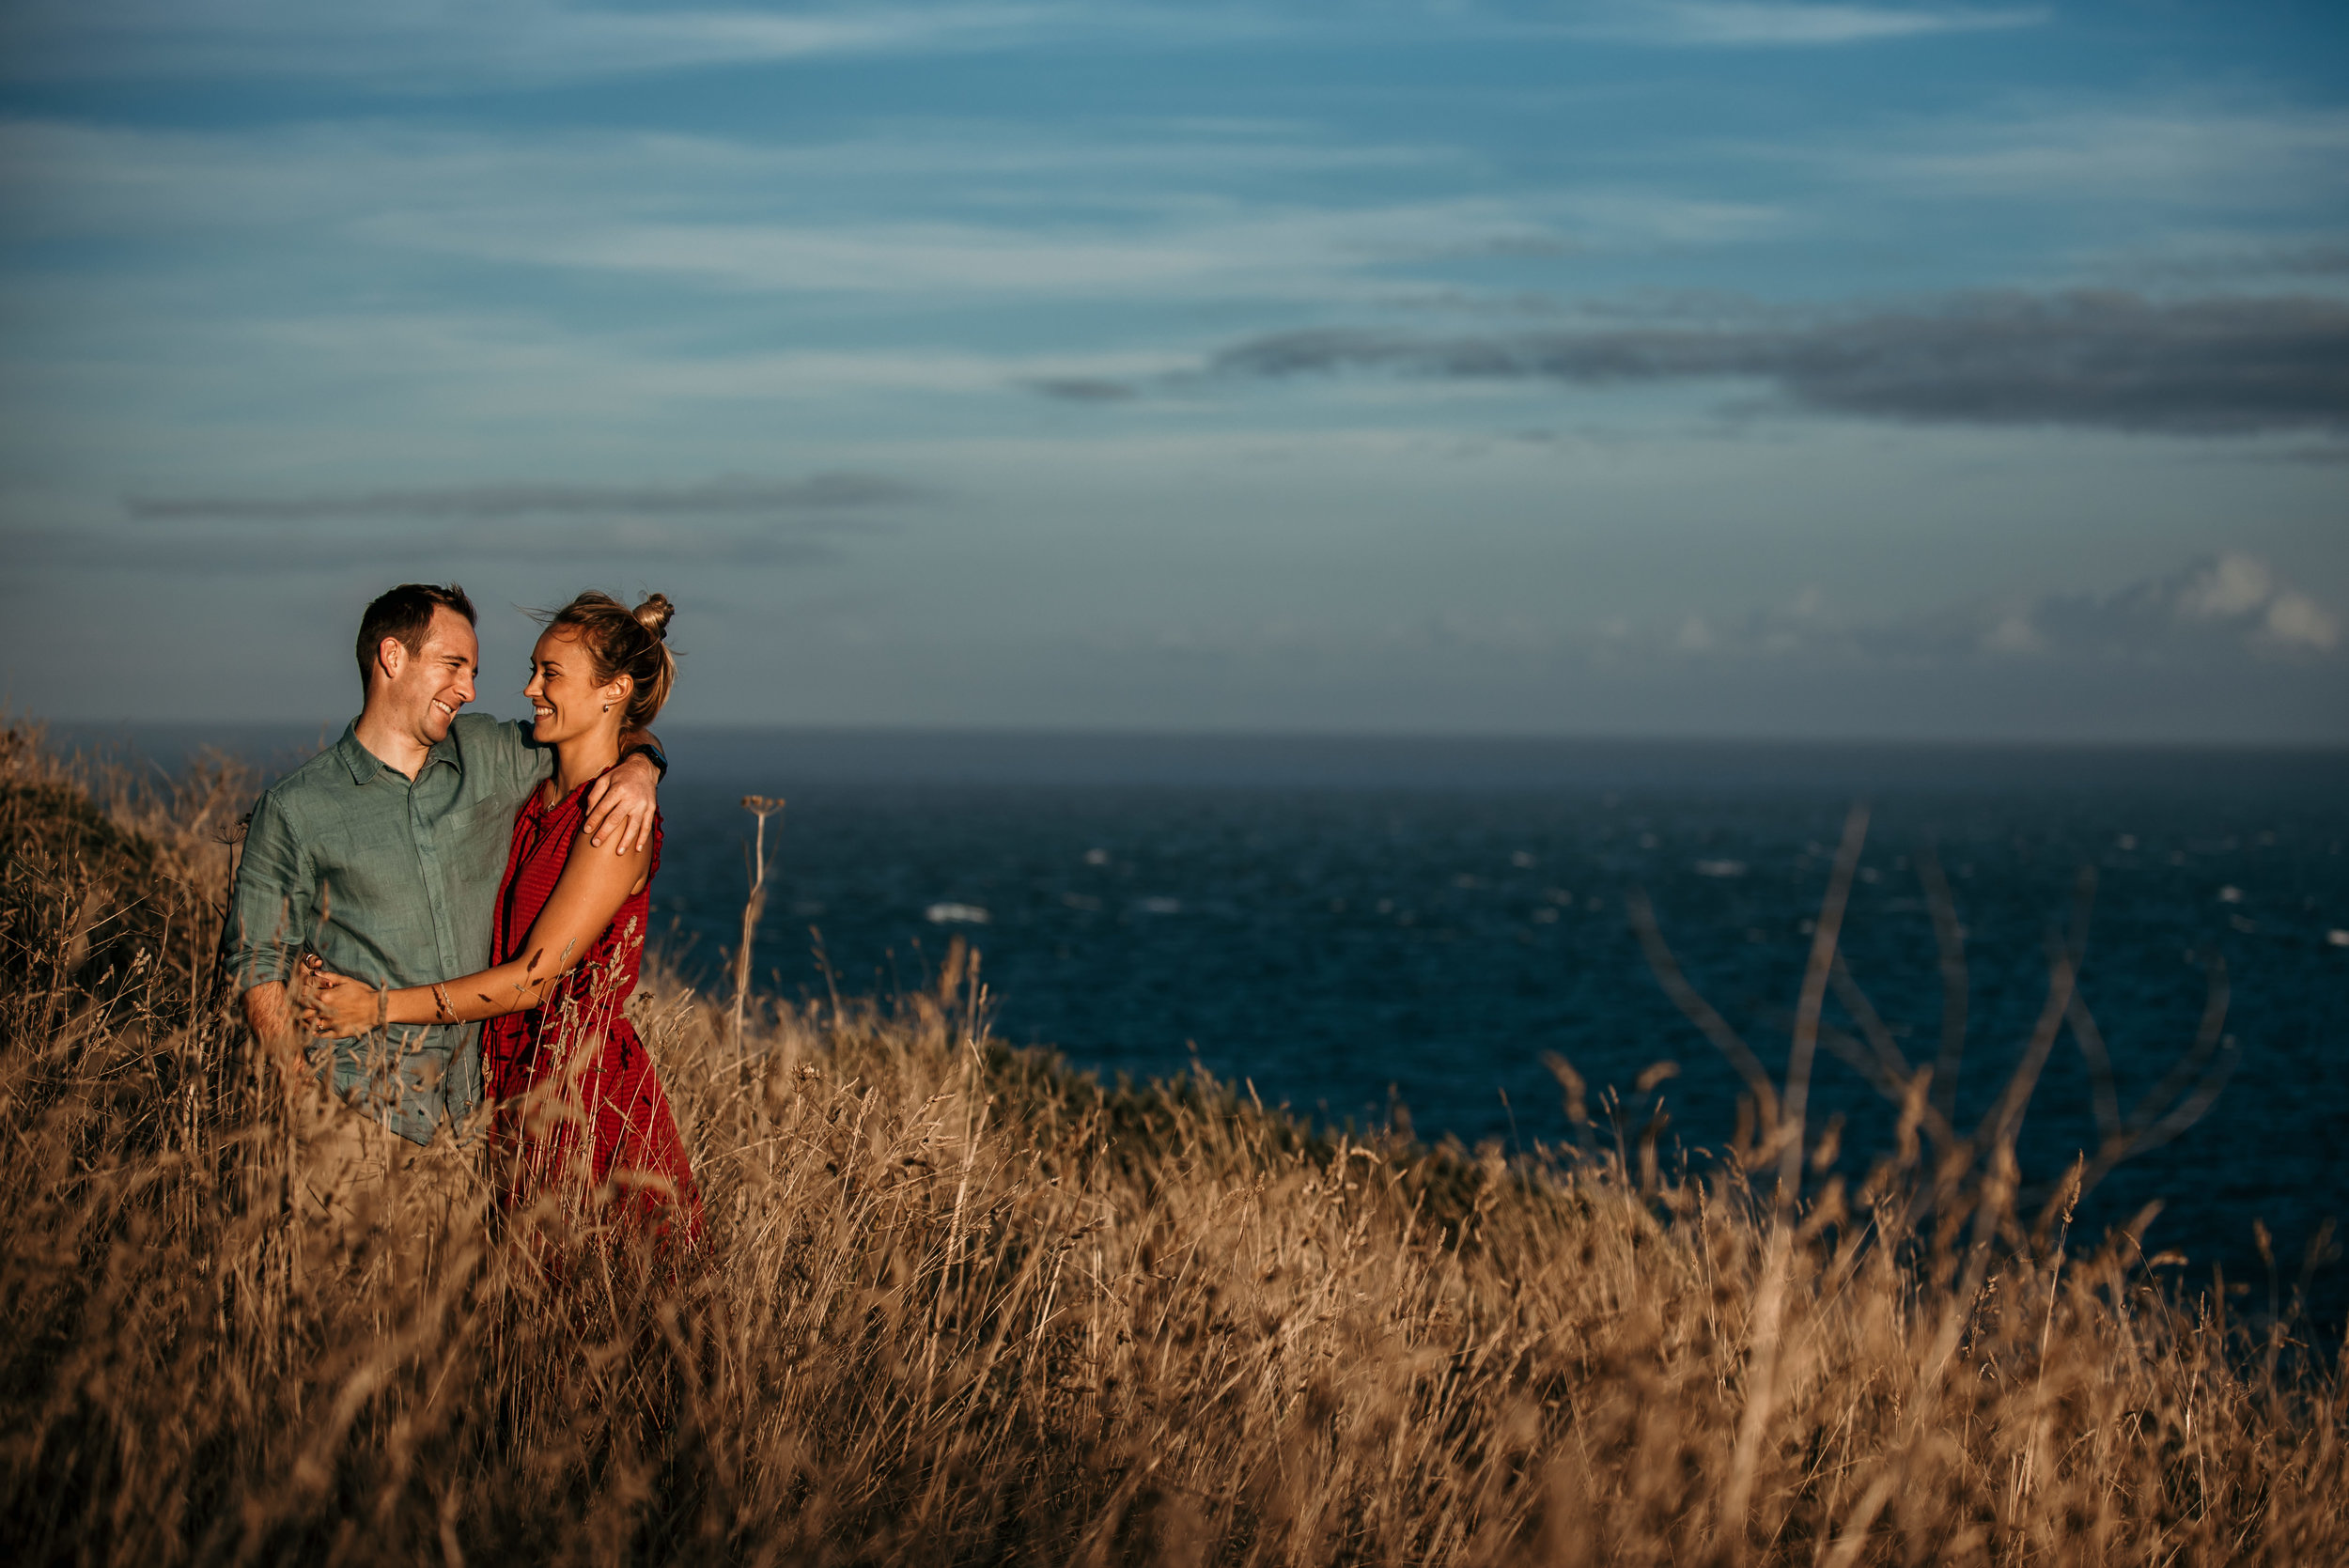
[732,794,786,1060]
[1,721,2341,1565]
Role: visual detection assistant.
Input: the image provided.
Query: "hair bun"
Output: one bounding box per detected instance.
[632,593,675,641]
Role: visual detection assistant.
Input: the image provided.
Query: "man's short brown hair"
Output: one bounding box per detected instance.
[356,583,476,694]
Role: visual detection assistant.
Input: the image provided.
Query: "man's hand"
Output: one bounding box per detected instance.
[241,981,312,1095]
[294,955,387,1039]
[583,747,661,852]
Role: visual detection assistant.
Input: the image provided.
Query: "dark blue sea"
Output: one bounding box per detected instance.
[67,723,2349,1330]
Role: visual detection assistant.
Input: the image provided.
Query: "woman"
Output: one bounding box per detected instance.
[303,591,703,1248]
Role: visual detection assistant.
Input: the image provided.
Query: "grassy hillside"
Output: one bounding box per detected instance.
[1,722,2341,1565]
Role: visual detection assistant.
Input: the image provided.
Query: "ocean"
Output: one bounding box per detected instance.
[62,722,2349,1329]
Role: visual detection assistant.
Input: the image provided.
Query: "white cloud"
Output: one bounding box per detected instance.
[1582,553,2343,668]
[0,117,1454,235]
[1978,612,2042,655]
[396,194,1758,299]
[1607,3,2044,48]
[1841,105,2349,205]
[2158,555,2338,654]
[2263,590,2341,653]
[2174,553,2275,620]
[408,216,1238,295]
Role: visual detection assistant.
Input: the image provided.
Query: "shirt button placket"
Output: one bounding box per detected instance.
[415,762,457,1050]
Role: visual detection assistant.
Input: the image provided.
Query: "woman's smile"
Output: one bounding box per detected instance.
[521,625,620,742]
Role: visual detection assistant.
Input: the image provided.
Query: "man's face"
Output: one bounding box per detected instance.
[372,606,479,746]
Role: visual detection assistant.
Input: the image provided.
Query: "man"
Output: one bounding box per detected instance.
[220,583,664,1218]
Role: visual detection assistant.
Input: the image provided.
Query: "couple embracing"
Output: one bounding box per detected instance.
[221,582,703,1250]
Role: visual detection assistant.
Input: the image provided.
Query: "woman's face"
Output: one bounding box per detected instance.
[523,626,627,744]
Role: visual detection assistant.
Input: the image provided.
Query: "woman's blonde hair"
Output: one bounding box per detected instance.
[540,591,677,728]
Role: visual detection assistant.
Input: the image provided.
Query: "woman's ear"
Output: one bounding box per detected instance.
[603,672,634,712]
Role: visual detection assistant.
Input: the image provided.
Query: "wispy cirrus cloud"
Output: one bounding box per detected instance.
[1579,2,2045,48]
[362,188,1779,301]
[1202,291,2349,433]
[1838,104,2349,203]
[0,0,2050,88]
[1,116,1558,307]
[0,116,1454,233]
[0,2,1157,87]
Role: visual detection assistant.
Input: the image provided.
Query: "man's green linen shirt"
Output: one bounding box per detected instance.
[220,713,552,1144]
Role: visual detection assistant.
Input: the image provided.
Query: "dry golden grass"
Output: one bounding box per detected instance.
[2,720,2342,1566]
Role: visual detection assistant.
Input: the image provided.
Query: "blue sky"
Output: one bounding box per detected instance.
[3,0,2344,740]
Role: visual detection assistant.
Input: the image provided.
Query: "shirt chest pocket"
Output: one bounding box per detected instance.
[437,797,522,863]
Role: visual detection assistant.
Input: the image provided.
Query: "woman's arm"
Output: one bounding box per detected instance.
[300,827,653,1036]
[581,728,663,852]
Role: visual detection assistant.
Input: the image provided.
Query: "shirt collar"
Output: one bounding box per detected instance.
[334,720,460,784]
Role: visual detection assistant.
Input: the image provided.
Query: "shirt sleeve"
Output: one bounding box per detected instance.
[458,711,554,808]
[219,787,314,993]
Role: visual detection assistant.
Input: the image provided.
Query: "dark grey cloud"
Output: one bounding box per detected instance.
[1027,377,1140,403]
[124,471,924,522]
[2121,240,2349,287]
[1438,232,1584,259]
[14,473,927,576]
[1207,291,2349,433]
[2249,241,2349,277]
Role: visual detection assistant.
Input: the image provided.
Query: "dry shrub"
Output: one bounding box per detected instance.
[1,722,2342,1566]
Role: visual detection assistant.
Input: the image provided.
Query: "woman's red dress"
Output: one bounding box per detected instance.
[480,780,703,1247]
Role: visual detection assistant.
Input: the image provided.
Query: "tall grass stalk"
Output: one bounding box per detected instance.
[2,722,2342,1565]
[730,794,784,1060]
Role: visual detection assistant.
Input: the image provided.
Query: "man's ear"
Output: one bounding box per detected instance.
[376,635,409,687]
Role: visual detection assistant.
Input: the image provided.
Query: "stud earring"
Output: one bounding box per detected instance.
[602,703,611,712]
